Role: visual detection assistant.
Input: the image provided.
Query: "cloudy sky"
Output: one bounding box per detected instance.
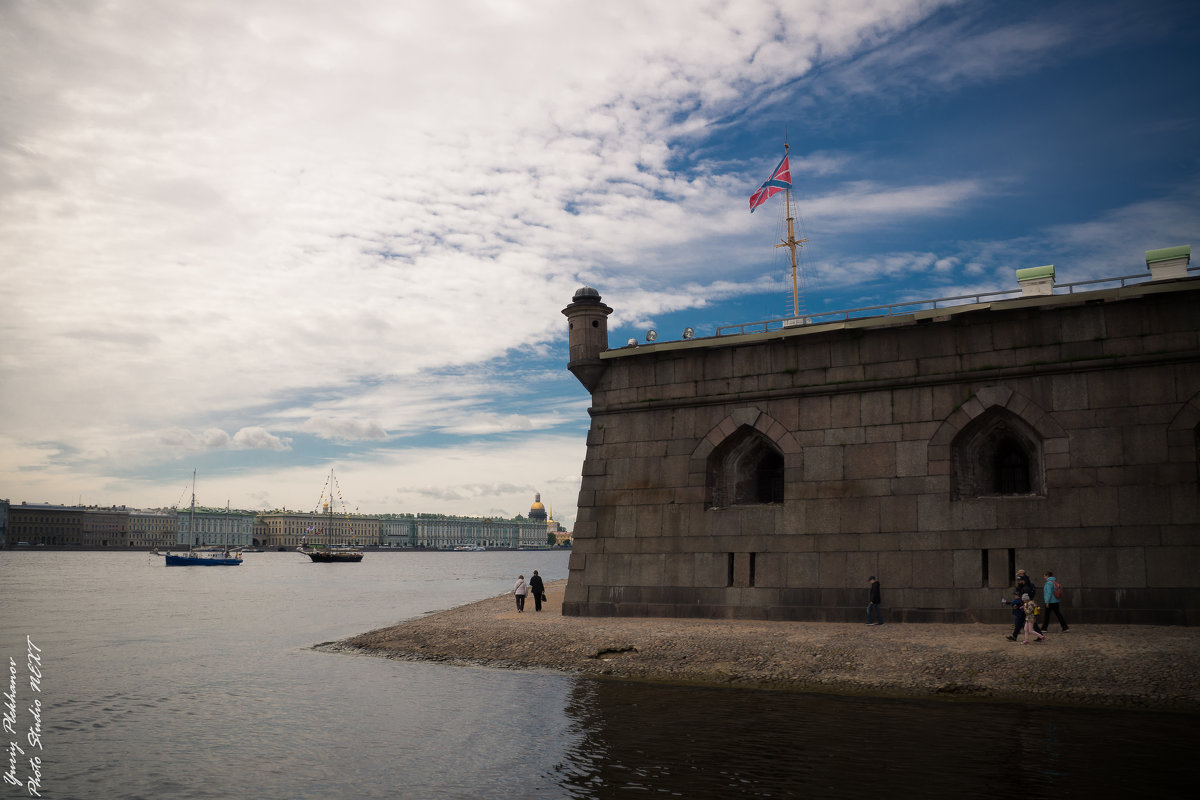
[2,0,1197,529]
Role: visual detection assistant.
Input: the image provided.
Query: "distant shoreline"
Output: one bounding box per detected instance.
[329,579,1200,713]
[2,545,568,552]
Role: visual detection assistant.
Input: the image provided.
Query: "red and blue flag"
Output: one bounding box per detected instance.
[749,153,791,213]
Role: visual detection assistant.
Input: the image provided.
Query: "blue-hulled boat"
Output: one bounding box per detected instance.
[164,550,242,566]
[164,470,242,567]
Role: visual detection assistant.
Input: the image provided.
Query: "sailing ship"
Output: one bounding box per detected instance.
[297,468,364,563]
[163,471,243,566]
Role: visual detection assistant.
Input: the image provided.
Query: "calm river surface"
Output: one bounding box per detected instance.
[0,551,1192,799]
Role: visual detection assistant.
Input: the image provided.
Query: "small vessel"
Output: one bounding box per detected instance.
[298,468,364,563]
[164,547,243,567]
[164,472,243,567]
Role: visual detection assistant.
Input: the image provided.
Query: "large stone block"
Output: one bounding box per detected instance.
[1146,547,1200,588]
[917,494,952,531]
[879,495,918,533]
[844,442,896,480]
[830,393,860,428]
[877,550,914,587]
[786,552,821,587]
[803,446,844,481]
[911,549,953,587]
[839,497,881,534]
[893,387,933,423]
[865,423,904,443]
[798,395,831,430]
[817,551,850,587]
[952,549,983,588]
[1117,485,1174,526]
[694,552,727,587]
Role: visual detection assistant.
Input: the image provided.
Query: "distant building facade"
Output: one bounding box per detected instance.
[257,510,380,549]
[378,497,556,549]
[2,498,567,551]
[561,248,1200,625]
[176,510,255,548]
[8,504,110,546]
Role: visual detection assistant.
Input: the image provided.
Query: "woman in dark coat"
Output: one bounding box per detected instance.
[528,570,546,612]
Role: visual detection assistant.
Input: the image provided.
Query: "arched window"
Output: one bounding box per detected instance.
[952,408,1044,499]
[994,440,1031,494]
[708,426,785,508]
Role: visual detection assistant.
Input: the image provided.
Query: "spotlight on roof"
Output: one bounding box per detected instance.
[682,327,695,340]
[645,329,658,342]
[626,337,638,347]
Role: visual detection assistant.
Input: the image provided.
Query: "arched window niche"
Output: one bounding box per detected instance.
[951,407,1045,499]
[708,425,785,508]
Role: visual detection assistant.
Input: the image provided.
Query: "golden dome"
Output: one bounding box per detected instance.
[529,493,548,520]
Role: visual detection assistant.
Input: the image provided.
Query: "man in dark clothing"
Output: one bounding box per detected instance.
[867,576,883,625]
[1015,570,1042,635]
[1006,590,1026,641]
[528,570,546,612]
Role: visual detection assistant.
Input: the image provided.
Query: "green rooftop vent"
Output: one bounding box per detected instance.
[1016,264,1055,296]
[1145,245,1190,281]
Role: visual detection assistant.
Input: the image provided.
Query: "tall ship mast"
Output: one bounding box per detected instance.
[750,140,808,319]
[298,467,364,563]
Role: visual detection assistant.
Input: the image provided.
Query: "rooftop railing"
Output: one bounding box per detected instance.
[714,266,1198,337]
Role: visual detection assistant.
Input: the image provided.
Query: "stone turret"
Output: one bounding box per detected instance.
[562,287,612,392]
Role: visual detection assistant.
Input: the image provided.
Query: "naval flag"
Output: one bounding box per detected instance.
[749,153,791,213]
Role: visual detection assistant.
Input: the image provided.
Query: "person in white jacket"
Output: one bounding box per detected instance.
[514,575,529,612]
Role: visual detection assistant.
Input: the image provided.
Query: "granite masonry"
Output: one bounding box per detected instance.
[561,248,1200,625]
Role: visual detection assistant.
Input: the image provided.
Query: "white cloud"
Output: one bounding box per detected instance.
[12,0,1168,530]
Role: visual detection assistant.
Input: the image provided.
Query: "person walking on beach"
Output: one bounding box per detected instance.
[1005,589,1026,641]
[1042,570,1070,632]
[528,570,546,612]
[514,574,529,612]
[1021,594,1046,643]
[1015,569,1042,635]
[867,576,883,625]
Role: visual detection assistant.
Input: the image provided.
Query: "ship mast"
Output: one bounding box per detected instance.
[774,142,808,318]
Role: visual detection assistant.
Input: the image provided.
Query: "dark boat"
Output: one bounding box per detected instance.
[297,468,364,563]
[300,544,364,563]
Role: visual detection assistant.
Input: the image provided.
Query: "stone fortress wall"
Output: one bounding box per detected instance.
[560,250,1200,625]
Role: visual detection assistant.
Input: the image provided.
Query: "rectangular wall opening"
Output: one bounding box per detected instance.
[727,553,735,587]
[1007,548,1016,585]
[981,549,989,587]
[749,553,757,587]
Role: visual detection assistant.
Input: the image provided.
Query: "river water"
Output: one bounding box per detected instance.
[0,551,1192,799]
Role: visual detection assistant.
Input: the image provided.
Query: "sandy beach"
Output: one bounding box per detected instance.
[329,579,1200,712]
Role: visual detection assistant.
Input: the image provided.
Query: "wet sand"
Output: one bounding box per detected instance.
[329,579,1200,712]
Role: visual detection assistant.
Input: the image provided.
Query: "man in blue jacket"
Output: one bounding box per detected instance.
[1042,570,1070,632]
[1005,590,1026,641]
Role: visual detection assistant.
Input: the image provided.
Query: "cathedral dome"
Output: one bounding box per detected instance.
[529,493,548,521]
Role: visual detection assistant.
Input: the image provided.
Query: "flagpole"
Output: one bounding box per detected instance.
[775,142,807,318]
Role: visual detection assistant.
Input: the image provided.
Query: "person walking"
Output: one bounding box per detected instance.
[1042,570,1070,632]
[1022,594,1046,643]
[867,576,884,625]
[514,574,529,612]
[1005,589,1025,641]
[528,570,546,612]
[1015,569,1042,635]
